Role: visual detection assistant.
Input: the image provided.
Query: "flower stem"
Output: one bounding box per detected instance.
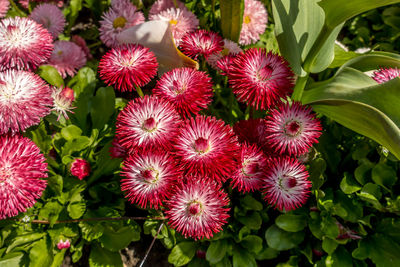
[135,85,144,98]
[9,0,27,17]
[291,74,309,101]
[172,0,178,8]
[8,216,165,224]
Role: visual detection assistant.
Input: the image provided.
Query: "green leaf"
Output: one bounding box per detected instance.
[240,235,263,254]
[99,224,141,252]
[29,236,53,267]
[255,247,279,260]
[322,237,338,254]
[0,252,24,267]
[61,125,82,141]
[37,65,64,87]
[79,222,104,241]
[6,233,46,253]
[220,0,244,42]
[371,163,397,188]
[62,136,91,157]
[67,201,86,219]
[340,173,362,194]
[90,87,115,129]
[89,244,123,267]
[275,214,307,232]
[232,247,257,267]
[237,212,262,230]
[357,183,383,209]
[328,44,359,69]
[48,175,63,196]
[38,201,63,226]
[206,239,228,264]
[168,242,197,267]
[330,246,353,267]
[302,66,400,160]
[265,225,304,251]
[240,195,263,211]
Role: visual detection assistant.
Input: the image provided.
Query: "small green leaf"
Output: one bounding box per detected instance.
[340,173,362,194]
[237,212,262,230]
[322,237,338,254]
[6,233,46,253]
[61,125,82,141]
[29,236,53,267]
[99,224,141,252]
[240,195,263,211]
[37,65,64,87]
[220,0,244,42]
[62,136,91,157]
[168,242,197,267]
[0,252,24,267]
[255,247,279,260]
[90,87,115,129]
[240,235,263,254]
[371,163,397,188]
[330,246,353,267]
[275,214,307,232]
[89,244,123,267]
[357,183,383,210]
[38,201,63,226]
[79,222,104,241]
[206,239,228,264]
[67,201,86,219]
[233,247,257,267]
[265,225,304,251]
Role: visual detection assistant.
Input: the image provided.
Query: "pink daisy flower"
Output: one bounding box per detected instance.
[57,239,71,250]
[153,68,213,118]
[99,1,144,47]
[121,149,182,209]
[149,0,187,16]
[265,102,322,156]
[231,143,268,193]
[109,136,127,159]
[372,67,400,84]
[0,70,53,135]
[116,95,181,151]
[70,158,90,180]
[0,17,53,71]
[262,157,311,211]
[207,39,242,69]
[228,48,294,110]
[173,116,239,184]
[180,30,224,59]
[233,119,267,146]
[98,44,158,92]
[30,3,65,39]
[48,40,86,78]
[0,0,9,18]
[71,35,93,60]
[51,86,75,120]
[150,8,199,46]
[239,0,268,45]
[0,134,48,219]
[165,178,230,240]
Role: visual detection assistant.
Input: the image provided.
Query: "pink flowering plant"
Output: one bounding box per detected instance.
[1,0,400,266]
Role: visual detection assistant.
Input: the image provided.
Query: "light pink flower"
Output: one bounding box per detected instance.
[149,0,187,16]
[48,40,86,78]
[0,0,9,18]
[239,0,268,45]
[57,239,70,250]
[70,158,90,180]
[51,86,75,120]
[30,3,65,38]
[207,39,242,69]
[372,67,400,84]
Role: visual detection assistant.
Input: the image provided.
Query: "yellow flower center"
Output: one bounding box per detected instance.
[113,16,127,29]
[169,19,178,25]
[244,15,251,24]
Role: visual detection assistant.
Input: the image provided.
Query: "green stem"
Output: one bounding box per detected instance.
[302,24,332,72]
[291,74,309,101]
[9,0,27,17]
[135,85,144,98]
[172,0,178,8]
[87,41,102,49]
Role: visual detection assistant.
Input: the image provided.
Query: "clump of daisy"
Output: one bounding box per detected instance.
[180,30,224,59]
[165,178,230,240]
[99,0,145,47]
[116,95,181,150]
[51,86,75,120]
[0,134,48,219]
[0,17,53,71]
[262,157,311,211]
[70,158,91,180]
[173,115,240,184]
[153,68,213,117]
[48,40,87,78]
[228,48,294,110]
[265,102,322,156]
[121,149,182,209]
[149,0,187,16]
[207,39,242,70]
[0,0,10,18]
[30,3,66,39]
[98,44,158,92]
[150,8,199,46]
[0,70,53,135]
[239,0,268,45]
[372,67,400,84]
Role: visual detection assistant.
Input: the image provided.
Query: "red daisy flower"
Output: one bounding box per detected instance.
[116,95,181,150]
[121,149,182,209]
[153,68,213,118]
[98,44,158,92]
[0,70,53,135]
[165,178,230,240]
[0,17,53,71]
[262,157,311,211]
[70,158,91,180]
[180,30,224,59]
[109,136,127,159]
[0,134,48,219]
[372,67,400,84]
[231,143,268,193]
[173,116,239,184]
[228,48,294,110]
[265,102,322,156]
[233,118,270,150]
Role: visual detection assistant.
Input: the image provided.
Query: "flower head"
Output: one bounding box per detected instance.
[239,0,268,45]
[153,68,213,117]
[70,158,90,180]
[109,136,127,159]
[0,17,53,71]
[173,116,239,184]
[0,135,48,219]
[121,149,182,209]
[116,95,181,150]
[265,102,322,156]
[0,0,10,18]
[228,48,294,110]
[71,35,92,60]
[149,0,187,16]
[207,39,242,70]
[180,30,224,59]
[98,44,158,91]
[30,3,65,39]
[0,70,53,135]
[51,86,75,120]
[233,119,268,148]
[57,239,71,250]
[262,157,311,211]
[150,8,199,46]
[165,179,230,240]
[48,40,86,78]
[231,143,268,193]
[372,67,400,84]
[99,1,144,47]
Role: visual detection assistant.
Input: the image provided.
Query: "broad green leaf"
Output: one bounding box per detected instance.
[67,67,96,97]
[357,183,383,210]
[240,235,263,254]
[99,224,141,252]
[62,136,91,157]
[220,0,244,42]
[322,237,338,254]
[233,247,257,267]
[330,246,353,267]
[302,67,400,160]
[67,201,86,219]
[206,239,228,264]
[79,222,104,242]
[38,201,63,226]
[328,44,359,69]
[37,65,64,87]
[321,216,339,239]
[6,233,46,253]
[237,212,262,230]
[90,87,115,130]
[265,225,304,251]
[48,175,64,195]
[337,52,400,74]
[275,214,307,232]
[61,125,82,141]
[89,244,123,267]
[0,252,24,267]
[340,173,362,194]
[255,247,279,260]
[371,163,397,188]
[29,236,53,267]
[240,195,263,211]
[168,242,197,267]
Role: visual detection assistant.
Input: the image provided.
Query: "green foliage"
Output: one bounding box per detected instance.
[220,0,244,42]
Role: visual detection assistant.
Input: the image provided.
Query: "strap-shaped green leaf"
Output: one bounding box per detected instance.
[220,0,244,42]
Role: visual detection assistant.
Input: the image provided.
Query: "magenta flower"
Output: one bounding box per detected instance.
[70,158,91,180]
[30,3,65,38]
[239,0,268,45]
[0,135,48,219]
[0,17,53,71]
[98,44,158,92]
[48,41,86,78]
[109,136,127,159]
[71,35,93,60]
[228,48,294,110]
[149,0,187,16]
[0,70,53,135]
[153,68,213,118]
[233,119,268,149]
[180,30,224,59]
[165,179,230,240]
[372,67,400,84]
[57,239,71,250]
[0,0,10,18]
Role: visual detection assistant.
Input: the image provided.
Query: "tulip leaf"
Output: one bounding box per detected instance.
[220,0,244,42]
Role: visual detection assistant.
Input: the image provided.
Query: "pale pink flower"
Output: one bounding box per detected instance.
[57,239,71,249]
[149,0,187,16]
[207,39,242,69]
[30,3,65,38]
[51,86,75,120]
[0,0,9,18]
[239,0,268,45]
[71,35,92,60]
